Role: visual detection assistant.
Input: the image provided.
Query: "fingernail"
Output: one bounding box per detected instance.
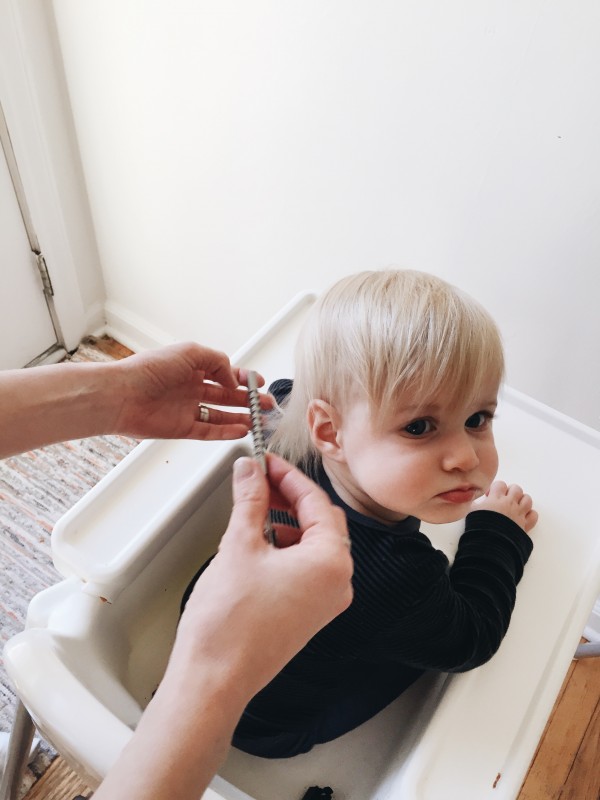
[234,457,255,480]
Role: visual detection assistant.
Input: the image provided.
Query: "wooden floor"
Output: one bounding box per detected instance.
[518,646,600,800]
[19,337,600,800]
[23,759,91,800]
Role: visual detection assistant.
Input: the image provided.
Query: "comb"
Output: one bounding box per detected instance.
[247,370,277,546]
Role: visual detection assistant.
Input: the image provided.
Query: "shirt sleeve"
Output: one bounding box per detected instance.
[364,510,533,672]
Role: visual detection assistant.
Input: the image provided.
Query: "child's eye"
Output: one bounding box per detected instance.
[465,411,493,430]
[404,419,432,436]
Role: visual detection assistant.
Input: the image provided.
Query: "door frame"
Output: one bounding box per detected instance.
[0,0,105,353]
[0,97,67,365]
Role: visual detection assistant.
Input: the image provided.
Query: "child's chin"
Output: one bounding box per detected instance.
[422,506,472,525]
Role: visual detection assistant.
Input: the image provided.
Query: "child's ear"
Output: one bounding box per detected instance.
[307,399,345,461]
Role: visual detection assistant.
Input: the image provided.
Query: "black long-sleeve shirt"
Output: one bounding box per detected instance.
[232,380,534,757]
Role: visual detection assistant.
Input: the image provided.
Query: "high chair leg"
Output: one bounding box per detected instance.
[0,701,36,800]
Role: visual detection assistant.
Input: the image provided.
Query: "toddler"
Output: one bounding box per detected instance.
[183,269,537,759]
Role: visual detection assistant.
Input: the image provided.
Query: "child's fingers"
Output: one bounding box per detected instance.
[505,485,535,516]
[486,480,508,498]
[523,509,539,533]
[519,493,533,513]
[506,483,524,501]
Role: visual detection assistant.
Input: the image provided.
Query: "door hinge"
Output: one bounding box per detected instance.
[35,252,54,297]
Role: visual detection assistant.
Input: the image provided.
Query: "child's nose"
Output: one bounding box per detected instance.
[441,433,480,472]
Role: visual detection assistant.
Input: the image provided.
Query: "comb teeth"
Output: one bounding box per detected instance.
[247,371,267,472]
[246,371,276,545]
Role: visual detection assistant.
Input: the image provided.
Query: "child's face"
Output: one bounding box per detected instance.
[321,379,500,525]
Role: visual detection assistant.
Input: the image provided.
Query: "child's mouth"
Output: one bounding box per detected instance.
[437,488,477,504]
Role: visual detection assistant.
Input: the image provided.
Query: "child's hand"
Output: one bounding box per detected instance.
[473,481,538,534]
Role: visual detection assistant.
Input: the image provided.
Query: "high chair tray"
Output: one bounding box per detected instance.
[50,293,317,602]
[5,293,600,800]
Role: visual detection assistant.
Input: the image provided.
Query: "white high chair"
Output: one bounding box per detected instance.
[2,294,600,800]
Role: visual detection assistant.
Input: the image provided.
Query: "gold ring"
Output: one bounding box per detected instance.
[198,404,210,423]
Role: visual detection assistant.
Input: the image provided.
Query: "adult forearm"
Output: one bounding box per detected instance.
[1,343,265,458]
[92,641,248,800]
[92,455,353,800]
[0,361,120,458]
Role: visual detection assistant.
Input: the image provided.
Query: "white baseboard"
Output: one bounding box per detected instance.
[84,300,107,340]
[583,598,600,643]
[102,300,175,353]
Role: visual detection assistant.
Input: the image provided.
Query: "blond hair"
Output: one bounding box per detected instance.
[269,269,504,465]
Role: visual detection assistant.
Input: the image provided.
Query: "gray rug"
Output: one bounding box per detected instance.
[0,340,138,794]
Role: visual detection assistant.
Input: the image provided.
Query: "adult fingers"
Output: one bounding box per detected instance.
[198,382,274,410]
[265,454,349,543]
[270,524,303,548]
[194,407,251,428]
[235,367,266,389]
[187,422,250,441]
[224,457,270,543]
[171,342,239,389]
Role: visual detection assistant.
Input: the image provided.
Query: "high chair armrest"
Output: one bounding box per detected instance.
[51,439,251,602]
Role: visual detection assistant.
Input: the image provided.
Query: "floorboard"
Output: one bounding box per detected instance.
[22,758,91,800]
[517,647,600,799]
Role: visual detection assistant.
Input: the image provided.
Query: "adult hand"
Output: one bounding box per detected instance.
[93,454,353,800]
[0,341,270,460]
[112,342,272,441]
[176,452,354,700]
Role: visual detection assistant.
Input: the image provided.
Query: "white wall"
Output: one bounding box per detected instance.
[51,0,600,429]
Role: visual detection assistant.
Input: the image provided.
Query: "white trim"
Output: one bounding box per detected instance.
[502,386,600,448]
[583,598,600,644]
[84,300,107,340]
[103,293,317,358]
[103,299,175,353]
